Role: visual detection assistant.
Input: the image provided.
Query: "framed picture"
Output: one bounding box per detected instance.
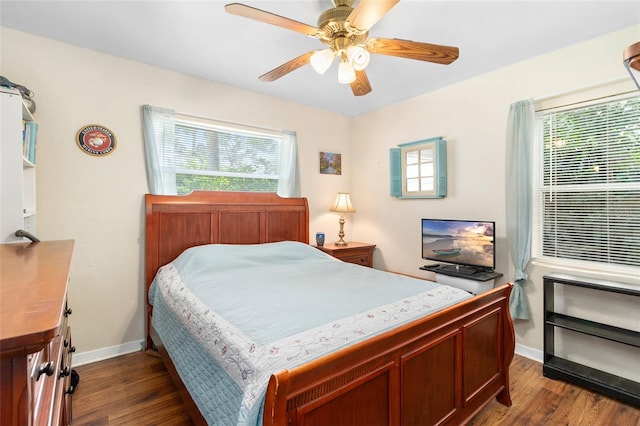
[320,151,341,175]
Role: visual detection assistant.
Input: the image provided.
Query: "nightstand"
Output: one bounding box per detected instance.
[315,242,376,268]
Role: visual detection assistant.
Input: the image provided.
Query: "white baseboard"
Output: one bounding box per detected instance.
[73,340,145,366]
[514,343,543,363]
[74,340,544,368]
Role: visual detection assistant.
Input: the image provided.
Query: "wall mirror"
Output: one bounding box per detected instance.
[390,137,447,198]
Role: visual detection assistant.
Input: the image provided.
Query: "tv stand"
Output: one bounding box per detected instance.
[419,264,503,295]
[442,264,478,276]
[420,264,502,282]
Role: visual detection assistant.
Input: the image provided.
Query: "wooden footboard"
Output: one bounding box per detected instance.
[263,282,514,426]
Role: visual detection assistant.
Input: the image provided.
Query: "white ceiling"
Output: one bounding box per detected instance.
[1,1,639,116]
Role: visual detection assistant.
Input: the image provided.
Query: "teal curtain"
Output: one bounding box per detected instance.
[277,130,301,198]
[141,105,177,195]
[505,99,535,320]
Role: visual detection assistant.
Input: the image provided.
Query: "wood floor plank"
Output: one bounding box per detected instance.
[468,354,639,426]
[72,351,193,426]
[72,351,639,425]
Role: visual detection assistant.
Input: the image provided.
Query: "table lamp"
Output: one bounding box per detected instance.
[330,192,356,246]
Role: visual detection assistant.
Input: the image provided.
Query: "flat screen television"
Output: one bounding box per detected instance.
[422,218,495,272]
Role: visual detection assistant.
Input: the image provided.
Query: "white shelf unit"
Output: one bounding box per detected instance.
[0,87,37,242]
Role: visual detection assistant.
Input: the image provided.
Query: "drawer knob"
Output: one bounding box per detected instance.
[69,345,76,354]
[64,307,73,317]
[37,362,54,380]
[59,366,70,378]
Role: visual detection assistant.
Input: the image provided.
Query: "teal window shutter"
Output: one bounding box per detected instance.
[434,139,447,197]
[389,148,401,197]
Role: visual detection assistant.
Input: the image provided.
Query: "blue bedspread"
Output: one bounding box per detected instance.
[149,241,471,425]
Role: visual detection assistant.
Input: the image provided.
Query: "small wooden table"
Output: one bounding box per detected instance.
[315,242,376,268]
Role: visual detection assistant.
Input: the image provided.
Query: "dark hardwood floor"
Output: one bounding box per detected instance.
[72,351,639,425]
[72,351,192,425]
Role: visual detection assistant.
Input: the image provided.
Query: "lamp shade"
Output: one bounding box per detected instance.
[338,59,356,84]
[330,192,356,213]
[310,48,335,74]
[347,45,371,71]
[623,41,640,90]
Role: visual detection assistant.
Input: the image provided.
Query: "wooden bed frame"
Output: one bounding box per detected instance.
[145,191,515,426]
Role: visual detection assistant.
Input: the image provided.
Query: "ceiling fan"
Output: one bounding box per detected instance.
[225,0,459,96]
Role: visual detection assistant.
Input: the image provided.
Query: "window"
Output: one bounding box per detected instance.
[173,118,281,195]
[142,106,298,197]
[533,95,640,269]
[390,137,447,198]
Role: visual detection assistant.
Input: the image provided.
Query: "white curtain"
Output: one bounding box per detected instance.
[505,99,535,320]
[141,105,177,195]
[277,130,301,198]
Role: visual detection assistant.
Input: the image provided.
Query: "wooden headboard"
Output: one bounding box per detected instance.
[144,191,309,344]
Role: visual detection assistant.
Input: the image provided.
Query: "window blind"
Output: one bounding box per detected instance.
[173,119,280,194]
[534,95,640,268]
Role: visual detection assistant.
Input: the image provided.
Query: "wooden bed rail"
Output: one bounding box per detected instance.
[263,282,515,426]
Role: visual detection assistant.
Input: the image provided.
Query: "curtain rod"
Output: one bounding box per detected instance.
[535,75,629,102]
[535,90,638,113]
[175,111,283,137]
[534,75,639,112]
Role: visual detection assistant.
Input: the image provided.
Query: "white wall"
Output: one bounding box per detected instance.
[1,24,638,376]
[0,28,351,360]
[351,25,640,380]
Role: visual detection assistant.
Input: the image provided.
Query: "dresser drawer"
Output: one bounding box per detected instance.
[316,242,376,268]
[27,301,73,426]
[32,334,64,425]
[337,251,371,267]
[62,326,74,423]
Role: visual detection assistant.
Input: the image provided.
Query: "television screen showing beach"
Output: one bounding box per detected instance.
[422,220,494,268]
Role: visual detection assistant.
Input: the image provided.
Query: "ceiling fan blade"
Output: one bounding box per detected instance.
[225,3,319,37]
[351,70,372,96]
[347,0,399,32]
[259,51,314,82]
[368,38,459,65]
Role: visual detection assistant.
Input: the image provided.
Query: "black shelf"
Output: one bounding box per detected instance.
[543,273,640,296]
[543,274,640,408]
[544,357,640,408]
[546,313,640,348]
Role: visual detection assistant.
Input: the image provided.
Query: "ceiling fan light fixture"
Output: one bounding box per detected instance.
[338,58,356,84]
[347,45,370,71]
[310,48,336,74]
[226,1,460,96]
[623,41,640,90]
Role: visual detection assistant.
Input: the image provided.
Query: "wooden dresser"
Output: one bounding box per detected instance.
[1,240,75,426]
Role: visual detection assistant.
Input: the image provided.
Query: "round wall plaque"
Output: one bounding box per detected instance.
[76,124,117,157]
